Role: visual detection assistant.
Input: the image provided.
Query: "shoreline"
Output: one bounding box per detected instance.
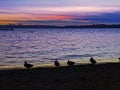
[0,58,119,70]
[1,24,120,29]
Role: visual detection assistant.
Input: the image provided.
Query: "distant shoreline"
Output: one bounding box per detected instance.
[0,24,120,29]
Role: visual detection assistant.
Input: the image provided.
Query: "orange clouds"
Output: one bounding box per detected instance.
[0,13,75,24]
[30,14,74,20]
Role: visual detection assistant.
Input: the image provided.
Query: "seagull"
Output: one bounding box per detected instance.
[54,60,60,66]
[90,57,96,65]
[67,60,75,66]
[24,61,33,69]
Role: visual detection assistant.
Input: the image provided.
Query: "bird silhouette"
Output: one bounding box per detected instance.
[67,60,75,66]
[90,57,96,65]
[24,61,33,69]
[54,60,60,66]
[118,58,120,62]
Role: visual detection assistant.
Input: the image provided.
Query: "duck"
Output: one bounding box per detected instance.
[118,58,120,62]
[54,60,60,66]
[90,57,96,65]
[67,60,75,66]
[24,61,33,69]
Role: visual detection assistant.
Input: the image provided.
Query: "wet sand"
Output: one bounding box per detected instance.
[0,62,120,90]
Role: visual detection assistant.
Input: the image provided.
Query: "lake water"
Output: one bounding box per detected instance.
[0,28,120,68]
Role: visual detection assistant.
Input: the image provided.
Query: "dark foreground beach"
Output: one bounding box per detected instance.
[0,63,120,90]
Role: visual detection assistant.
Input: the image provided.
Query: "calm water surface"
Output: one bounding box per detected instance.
[0,28,120,67]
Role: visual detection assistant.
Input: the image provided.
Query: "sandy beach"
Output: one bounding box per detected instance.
[0,62,120,90]
[0,0,120,90]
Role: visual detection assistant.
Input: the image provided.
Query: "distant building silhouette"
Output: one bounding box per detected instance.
[9,23,14,30]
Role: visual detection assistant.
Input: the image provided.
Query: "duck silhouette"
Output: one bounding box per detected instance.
[54,60,60,66]
[67,60,75,66]
[118,58,120,62]
[90,57,96,65]
[24,61,33,69]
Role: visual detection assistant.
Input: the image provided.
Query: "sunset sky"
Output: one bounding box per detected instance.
[0,0,120,25]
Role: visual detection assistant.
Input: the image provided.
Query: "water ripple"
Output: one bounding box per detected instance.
[0,28,120,66]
